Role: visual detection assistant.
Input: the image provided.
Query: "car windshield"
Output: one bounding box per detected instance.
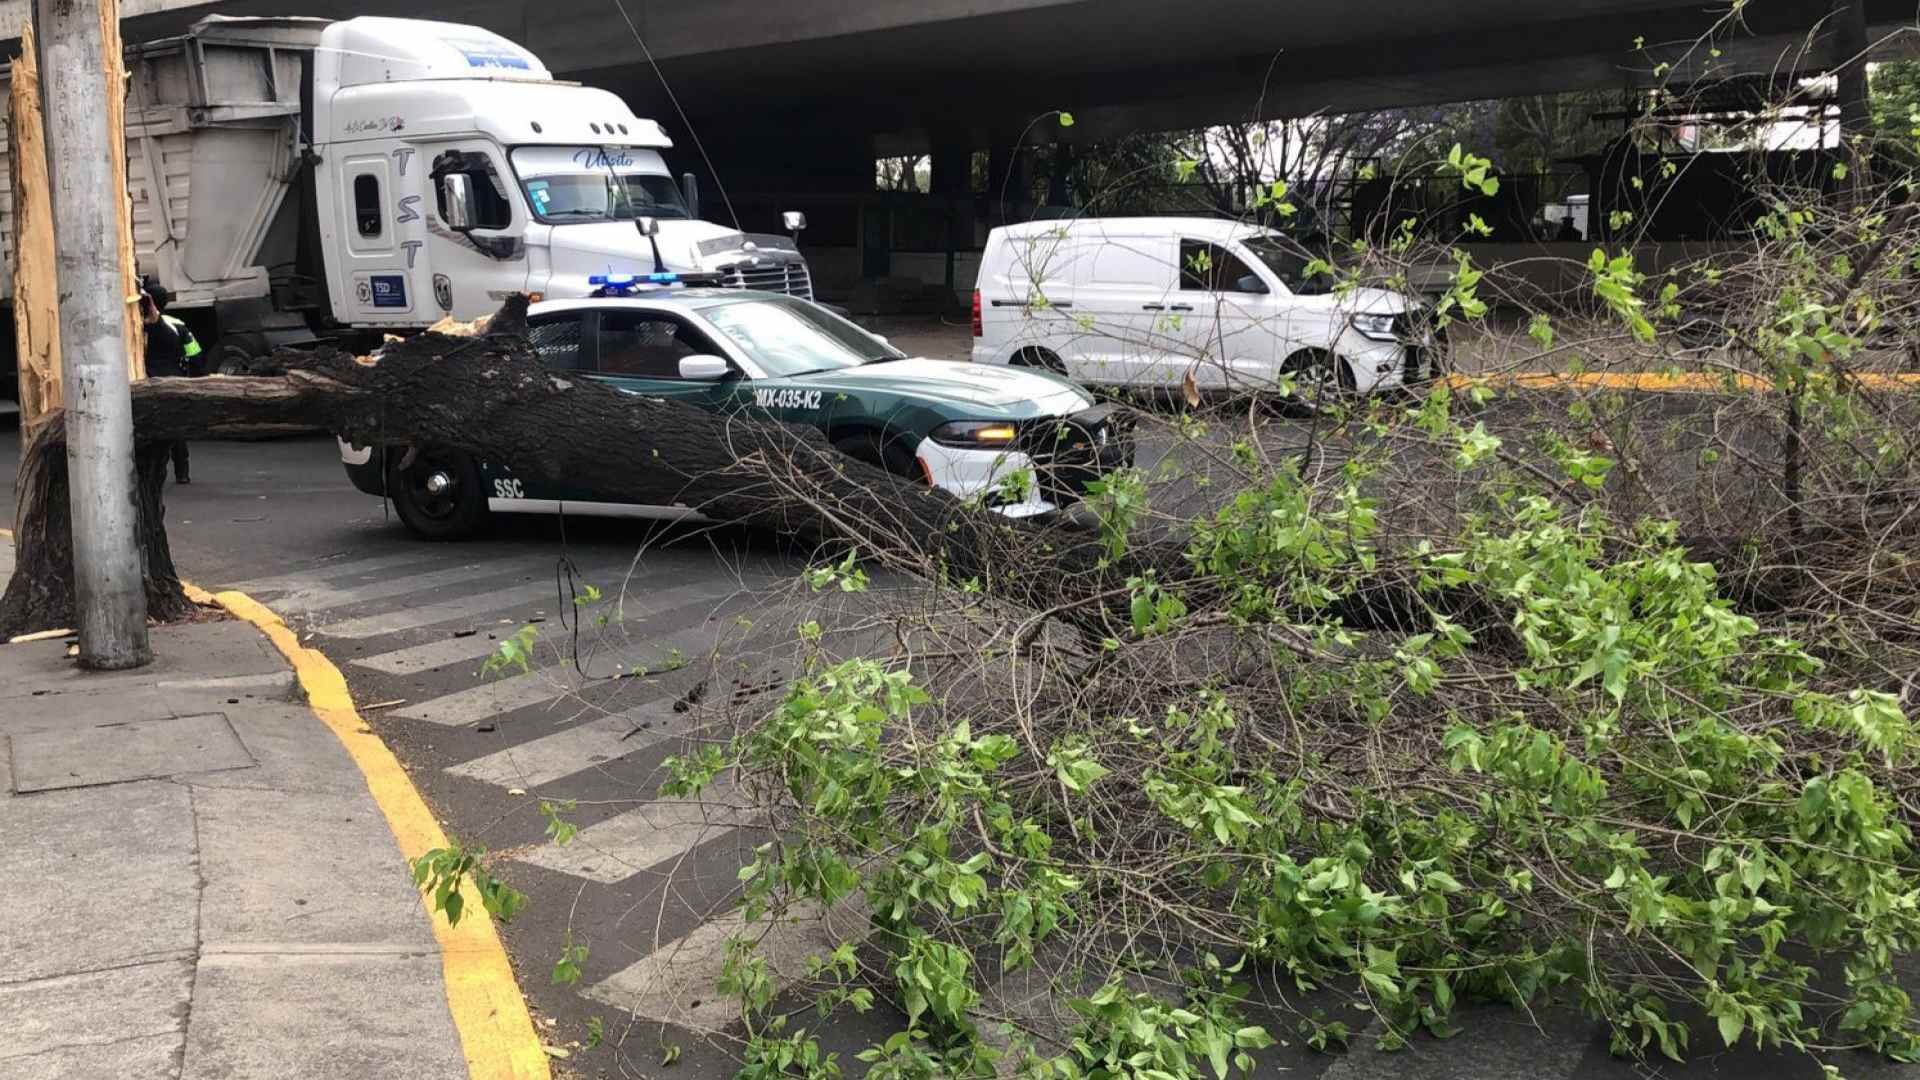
[701,298,904,377]
[1240,234,1330,295]
[510,146,690,224]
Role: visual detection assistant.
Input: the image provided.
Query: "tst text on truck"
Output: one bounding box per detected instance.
[0,14,813,393]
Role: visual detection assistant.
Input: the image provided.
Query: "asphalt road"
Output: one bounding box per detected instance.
[3,412,1915,1080]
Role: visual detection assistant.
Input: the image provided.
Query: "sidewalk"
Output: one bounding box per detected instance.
[0,553,483,1077]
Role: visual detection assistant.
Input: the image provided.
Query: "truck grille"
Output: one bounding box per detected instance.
[717,259,813,300]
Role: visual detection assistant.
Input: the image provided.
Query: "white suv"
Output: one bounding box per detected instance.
[971,217,1422,398]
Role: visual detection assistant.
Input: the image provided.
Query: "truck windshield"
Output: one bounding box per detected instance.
[701,298,904,377]
[510,146,690,224]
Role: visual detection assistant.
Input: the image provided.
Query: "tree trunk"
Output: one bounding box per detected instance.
[0,298,1160,638]
[2,377,332,635]
[2,296,1443,642]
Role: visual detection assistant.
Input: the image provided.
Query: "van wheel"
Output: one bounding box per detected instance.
[834,432,924,484]
[390,448,489,540]
[1277,349,1354,414]
[1010,347,1067,375]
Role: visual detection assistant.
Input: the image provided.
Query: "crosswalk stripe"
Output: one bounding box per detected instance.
[582,893,872,1034]
[392,625,723,726]
[265,561,532,615]
[353,575,755,676]
[351,629,522,676]
[444,697,687,789]
[513,777,762,884]
[320,583,557,640]
[224,551,447,593]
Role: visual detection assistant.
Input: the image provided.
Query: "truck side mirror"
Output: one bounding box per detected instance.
[440,173,478,231]
[636,215,661,237]
[782,210,807,233]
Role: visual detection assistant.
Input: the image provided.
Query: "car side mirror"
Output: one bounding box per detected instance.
[440,173,478,231]
[678,354,730,381]
[1235,274,1269,294]
[782,210,807,233]
[636,215,661,237]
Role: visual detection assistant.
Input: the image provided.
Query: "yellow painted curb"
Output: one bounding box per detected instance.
[204,587,552,1080]
[3,532,547,1073]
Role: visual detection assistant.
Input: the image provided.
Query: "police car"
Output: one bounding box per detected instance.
[340,286,1132,539]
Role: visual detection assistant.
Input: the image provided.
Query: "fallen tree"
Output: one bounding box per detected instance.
[5,279,1917,1074]
[0,296,1194,639]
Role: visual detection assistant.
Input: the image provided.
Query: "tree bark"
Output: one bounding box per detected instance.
[2,296,1448,642]
[3,376,344,634]
[0,297,1161,638]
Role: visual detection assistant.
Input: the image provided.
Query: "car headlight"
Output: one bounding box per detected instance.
[929,421,1019,447]
[1350,312,1399,342]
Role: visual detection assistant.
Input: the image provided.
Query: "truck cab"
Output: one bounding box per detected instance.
[0,15,813,376]
[309,17,811,330]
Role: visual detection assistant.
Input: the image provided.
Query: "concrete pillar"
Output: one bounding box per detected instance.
[1047,141,1075,209]
[1831,0,1869,139]
[987,134,1033,223]
[929,128,970,298]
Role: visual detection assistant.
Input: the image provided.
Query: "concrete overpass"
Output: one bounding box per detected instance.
[3,0,1913,298]
[5,1,1913,158]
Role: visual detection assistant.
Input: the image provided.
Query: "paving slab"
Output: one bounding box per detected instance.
[0,621,281,700]
[191,786,436,950]
[9,711,255,793]
[180,948,465,1080]
[175,703,371,796]
[0,779,199,984]
[0,1031,183,1080]
[156,671,297,718]
[0,958,192,1061]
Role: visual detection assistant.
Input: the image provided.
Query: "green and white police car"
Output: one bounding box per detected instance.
[340,287,1132,539]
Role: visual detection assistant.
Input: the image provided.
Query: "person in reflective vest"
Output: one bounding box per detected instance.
[142,281,201,483]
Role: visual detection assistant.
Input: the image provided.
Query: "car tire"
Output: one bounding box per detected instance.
[833,431,923,485]
[1276,349,1354,416]
[390,447,490,541]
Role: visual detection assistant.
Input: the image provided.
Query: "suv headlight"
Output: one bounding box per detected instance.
[929,421,1018,448]
[1350,312,1399,342]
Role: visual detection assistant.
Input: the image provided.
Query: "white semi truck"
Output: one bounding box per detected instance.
[0,14,813,382]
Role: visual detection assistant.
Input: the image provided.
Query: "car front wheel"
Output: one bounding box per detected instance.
[390,448,490,541]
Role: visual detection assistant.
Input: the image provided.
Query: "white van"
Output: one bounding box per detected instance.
[971,218,1423,398]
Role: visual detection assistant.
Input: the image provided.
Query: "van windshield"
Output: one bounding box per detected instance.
[1240,235,1332,295]
[510,146,690,224]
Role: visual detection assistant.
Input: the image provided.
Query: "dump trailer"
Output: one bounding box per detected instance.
[0,14,813,388]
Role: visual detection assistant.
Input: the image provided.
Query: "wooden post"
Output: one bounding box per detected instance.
[9,22,60,443]
[32,0,149,669]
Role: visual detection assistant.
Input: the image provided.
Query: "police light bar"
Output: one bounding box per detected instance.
[588,270,680,296]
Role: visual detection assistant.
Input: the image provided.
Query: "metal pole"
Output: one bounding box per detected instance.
[34,0,150,670]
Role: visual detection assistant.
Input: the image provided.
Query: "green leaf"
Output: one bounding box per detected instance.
[1058,111,1075,127]
[1717,1008,1746,1047]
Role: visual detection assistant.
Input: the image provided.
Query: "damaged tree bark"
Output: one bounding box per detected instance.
[0,297,1178,638]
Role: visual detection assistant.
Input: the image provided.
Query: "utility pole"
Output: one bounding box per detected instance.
[32,0,150,669]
